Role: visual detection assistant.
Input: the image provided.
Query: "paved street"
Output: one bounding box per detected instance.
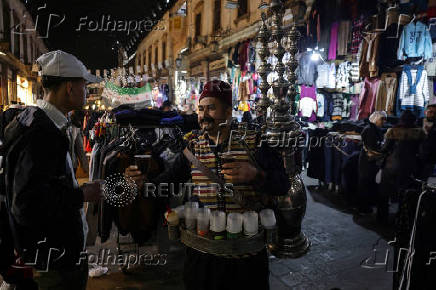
[84,173,394,290]
[0,173,395,289]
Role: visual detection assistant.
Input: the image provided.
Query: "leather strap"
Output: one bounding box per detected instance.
[183,148,226,186]
[183,148,249,208]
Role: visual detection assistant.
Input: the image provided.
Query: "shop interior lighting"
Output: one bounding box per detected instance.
[307,47,324,62]
[0,51,6,56]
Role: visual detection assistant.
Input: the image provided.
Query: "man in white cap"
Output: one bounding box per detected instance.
[1,50,103,289]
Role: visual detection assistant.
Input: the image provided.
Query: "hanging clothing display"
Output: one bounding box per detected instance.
[316,63,336,89]
[331,94,344,121]
[359,32,381,78]
[378,23,404,70]
[336,62,351,89]
[328,22,340,60]
[298,85,318,122]
[298,52,322,86]
[425,43,436,77]
[316,93,325,118]
[358,77,381,120]
[398,65,429,114]
[397,21,432,60]
[337,21,351,56]
[376,72,398,115]
[351,15,364,55]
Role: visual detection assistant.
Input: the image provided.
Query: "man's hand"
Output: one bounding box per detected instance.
[125,165,146,191]
[81,182,104,202]
[221,162,260,184]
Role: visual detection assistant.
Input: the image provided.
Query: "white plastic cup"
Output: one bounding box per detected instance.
[226,213,243,239]
[243,211,259,236]
[259,209,276,229]
[185,202,199,209]
[184,202,199,231]
[210,211,226,232]
[196,208,211,236]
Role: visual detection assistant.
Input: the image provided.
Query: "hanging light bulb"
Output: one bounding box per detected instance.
[310,52,320,61]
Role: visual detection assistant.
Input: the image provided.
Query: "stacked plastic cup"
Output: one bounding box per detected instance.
[259,209,276,228]
[226,213,243,240]
[196,208,211,237]
[243,211,259,237]
[184,202,199,231]
[210,211,226,240]
[259,209,277,245]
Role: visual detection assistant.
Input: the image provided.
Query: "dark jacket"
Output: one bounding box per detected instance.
[359,123,384,179]
[381,127,426,186]
[4,107,84,271]
[361,122,384,153]
[420,124,436,170]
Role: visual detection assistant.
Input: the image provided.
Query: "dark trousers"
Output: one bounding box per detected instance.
[183,247,269,290]
[358,151,378,210]
[33,261,88,290]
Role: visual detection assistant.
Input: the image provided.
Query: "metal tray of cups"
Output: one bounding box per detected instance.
[180,227,266,259]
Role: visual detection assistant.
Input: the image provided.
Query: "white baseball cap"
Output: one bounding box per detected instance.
[36,50,102,83]
[428,98,436,107]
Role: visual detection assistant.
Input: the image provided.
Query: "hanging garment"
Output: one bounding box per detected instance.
[350,62,360,83]
[328,63,337,89]
[297,52,322,86]
[425,43,436,77]
[351,15,364,55]
[300,85,317,100]
[337,21,351,56]
[341,95,352,119]
[331,94,344,120]
[376,73,398,115]
[378,23,405,70]
[397,21,433,60]
[298,85,317,122]
[307,4,321,45]
[358,77,381,120]
[299,97,318,121]
[316,64,330,88]
[336,61,351,89]
[328,22,339,60]
[359,32,381,78]
[316,93,325,118]
[349,94,360,121]
[398,65,429,112]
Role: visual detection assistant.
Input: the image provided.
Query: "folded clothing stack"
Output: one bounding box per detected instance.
[114,105,181,126]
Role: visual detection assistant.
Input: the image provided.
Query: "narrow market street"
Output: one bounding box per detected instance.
[84,173,394,290]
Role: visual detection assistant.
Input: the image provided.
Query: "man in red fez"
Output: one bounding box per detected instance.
[126,80,290,290]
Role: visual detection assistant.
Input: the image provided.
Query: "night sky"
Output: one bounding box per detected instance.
[21,0,174,70]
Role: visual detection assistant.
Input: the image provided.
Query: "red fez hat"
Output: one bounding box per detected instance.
[199,80,232,106]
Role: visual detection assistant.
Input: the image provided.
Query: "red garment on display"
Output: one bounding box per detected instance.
[358,77,381,120]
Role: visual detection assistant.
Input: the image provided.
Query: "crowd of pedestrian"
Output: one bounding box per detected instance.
[358,104,436,223]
